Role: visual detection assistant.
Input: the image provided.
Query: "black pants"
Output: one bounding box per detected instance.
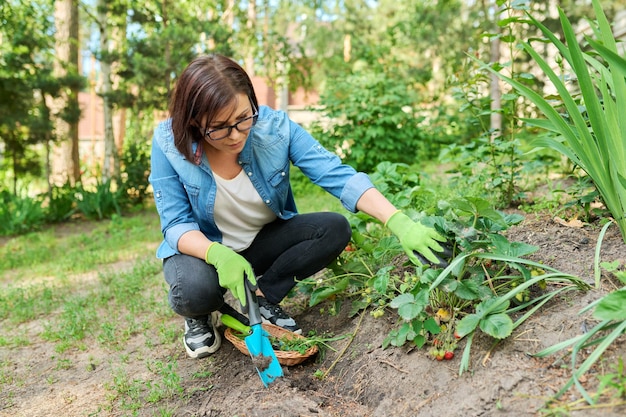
[162,212,351,318]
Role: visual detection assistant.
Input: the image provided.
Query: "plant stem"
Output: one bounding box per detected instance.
[321,308,366,379]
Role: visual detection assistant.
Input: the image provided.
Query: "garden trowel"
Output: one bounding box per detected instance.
[232,280,283,387]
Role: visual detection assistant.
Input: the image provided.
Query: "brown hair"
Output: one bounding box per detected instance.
[169,54,258,162]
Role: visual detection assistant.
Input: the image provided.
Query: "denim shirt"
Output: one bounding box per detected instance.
[149,105,375,259]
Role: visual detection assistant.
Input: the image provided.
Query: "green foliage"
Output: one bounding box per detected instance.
[0,0,80,186]
[119,139,151,207]
[0,211,162,324]
[0,207,179,412]
[480,0,626,242]
[43,182,77,223]
[460,1,626,394]
[75,180,122,220]
[0,188,46,236]
[114,1,235,114]
[439,132,530,206]
[310,68,440,172]
[0,284,59,325]
[0,153,153,236]
[299,160,589,376]
[378,197,587,368]
[443,14,563,208]
[368,162,423,209]
[594,358,626,403]
[0,210,161,280]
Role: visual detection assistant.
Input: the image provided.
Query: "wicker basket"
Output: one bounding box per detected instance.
[224,323,318,366]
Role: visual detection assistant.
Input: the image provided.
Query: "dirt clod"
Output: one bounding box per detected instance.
[251,353,274,371]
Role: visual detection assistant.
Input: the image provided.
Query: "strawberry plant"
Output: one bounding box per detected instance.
[382,196,589,374]
[300,190,590,373]
[297,163,590,376]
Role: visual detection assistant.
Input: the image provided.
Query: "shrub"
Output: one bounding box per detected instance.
[119,139,151,207]
[0,188,46,236]
[43,182,77,223]
[310,68,432,173]
[75,180,122,220]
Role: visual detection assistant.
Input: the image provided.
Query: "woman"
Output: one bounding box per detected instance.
[149,54,446,359]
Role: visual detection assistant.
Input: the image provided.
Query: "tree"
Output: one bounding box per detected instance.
[0,0,63,194]
[51,0,82,185]
[95,0,118,181]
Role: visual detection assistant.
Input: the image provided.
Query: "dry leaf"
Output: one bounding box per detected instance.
[554,217,584,228]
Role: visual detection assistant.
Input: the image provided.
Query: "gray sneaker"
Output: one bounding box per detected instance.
[183,312,221,358]
[257,296,302,334]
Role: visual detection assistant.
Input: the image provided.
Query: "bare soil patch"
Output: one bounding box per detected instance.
[1,213,626,417]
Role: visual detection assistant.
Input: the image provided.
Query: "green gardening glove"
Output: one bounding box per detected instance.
[205,243,257,307]
[386,211,447,266]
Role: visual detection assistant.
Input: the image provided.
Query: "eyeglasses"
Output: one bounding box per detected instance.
[204,107,258,141]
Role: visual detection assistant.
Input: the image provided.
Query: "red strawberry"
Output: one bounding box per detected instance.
[444,351,454,360]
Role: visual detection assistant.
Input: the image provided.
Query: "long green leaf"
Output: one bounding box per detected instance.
[511,286,579,330]
[530,136,582,167]
[533,331,587,358]
[557,320,626,400]
[519,45,607,193]
[594,221,613,288]
[486,0,626,242]
[527,4,626,241]
[558,10,610,156]
[459,331,474,376]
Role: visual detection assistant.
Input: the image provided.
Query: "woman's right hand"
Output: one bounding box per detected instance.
[205,243,256,306]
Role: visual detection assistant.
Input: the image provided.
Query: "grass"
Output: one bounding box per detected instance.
[291,166,346,214]
[2,174,618,415]
[0,190,347,414]
[0,213,163,278]
[0,208,181,413]
[0,212,164,325]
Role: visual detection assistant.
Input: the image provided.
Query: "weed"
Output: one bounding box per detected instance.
[145,360,184,403]
[192,370,214,379]
[55,357,72,370]
[0,359,15,385]
[106,368,143,411]
[44,182,77,222]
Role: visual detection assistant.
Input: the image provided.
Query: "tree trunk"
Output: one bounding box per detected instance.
[112,17,127,177]
[489,1,502,141]
[114,109,126,160]
[163,0,171,97]
[245,1,256,75]
[50,0,81,186]
[97,0,116,182]
[489,34,502,140]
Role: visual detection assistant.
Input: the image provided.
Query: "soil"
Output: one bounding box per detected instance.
[2,212,626,417]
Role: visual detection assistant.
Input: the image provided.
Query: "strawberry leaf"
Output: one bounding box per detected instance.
[593,289,626,321]
[479,313,513,339]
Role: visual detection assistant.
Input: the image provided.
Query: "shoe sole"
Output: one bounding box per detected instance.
[184,312,222,359]
[261,317,302,335]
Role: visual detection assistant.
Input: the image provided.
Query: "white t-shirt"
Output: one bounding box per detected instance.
[213,169,277,252]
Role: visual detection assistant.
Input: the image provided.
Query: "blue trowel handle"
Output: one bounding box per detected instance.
[245,280,263,327]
